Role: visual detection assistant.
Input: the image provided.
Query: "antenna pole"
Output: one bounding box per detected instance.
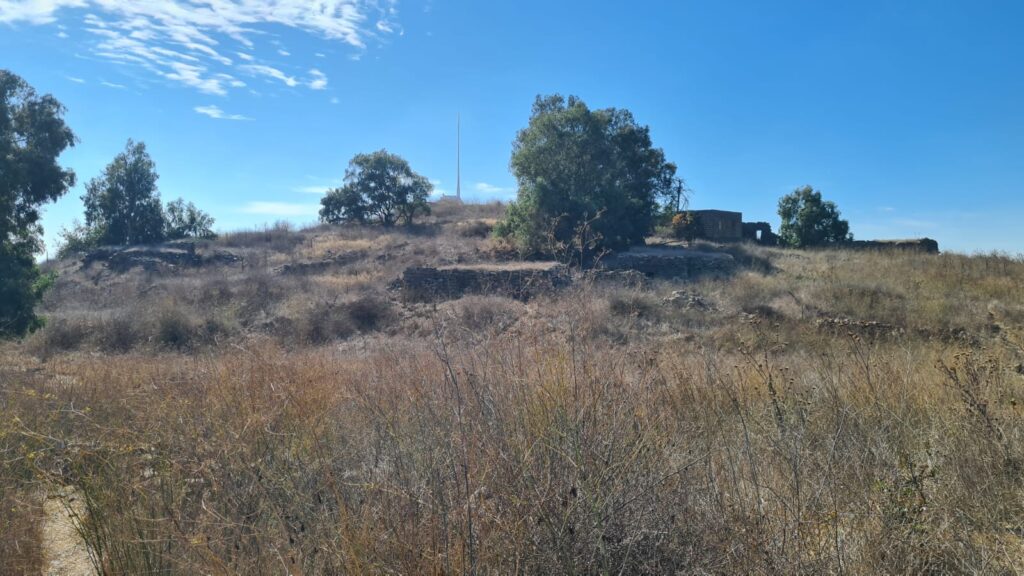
[456,113,462,201]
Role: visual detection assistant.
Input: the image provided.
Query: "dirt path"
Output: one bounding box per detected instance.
[41,487,95,576]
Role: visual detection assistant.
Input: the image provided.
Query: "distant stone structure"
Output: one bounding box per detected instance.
[690,210,743,241]
[847,238,939,254]
[742,222,779,246]
[686,210,778,245]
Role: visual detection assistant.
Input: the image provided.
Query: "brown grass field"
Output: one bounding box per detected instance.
[3,201,1024,574]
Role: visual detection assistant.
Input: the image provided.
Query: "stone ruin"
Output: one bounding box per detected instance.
[687,210,779,245]
[400,247,736,302]
[602,246,736,277]
[741,222,779,245]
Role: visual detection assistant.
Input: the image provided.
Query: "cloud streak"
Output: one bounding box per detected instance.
[474,182,515,197]
[239,63,298,87]
[308,68,327,90]
[0,1,401,94]
[194,104,250,120]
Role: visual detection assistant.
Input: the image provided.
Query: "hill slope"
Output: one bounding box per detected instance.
[3,204,1024,574]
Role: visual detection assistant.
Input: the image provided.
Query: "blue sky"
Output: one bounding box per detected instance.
[2,0,1022,254]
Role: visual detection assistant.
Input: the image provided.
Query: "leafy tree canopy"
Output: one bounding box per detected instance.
[83,139,166,246]
[320,150,432,227]
[0,69,77,337]
[165,197,216,240]
[496,94,682,259]
[777,185,852,247]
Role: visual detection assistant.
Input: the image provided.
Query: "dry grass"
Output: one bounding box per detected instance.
[4,205,1024,573]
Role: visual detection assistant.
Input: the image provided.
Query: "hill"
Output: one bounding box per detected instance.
[3,201,1024,574]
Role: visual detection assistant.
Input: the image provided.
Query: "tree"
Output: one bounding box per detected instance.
[83,139,166,246]
[55,219,105,259]
[319,150,432,226]
[0,70,77,337]
[165,198,216,239]
[495,94,682,259]
[777,186,852,247]
[319,185,368,224]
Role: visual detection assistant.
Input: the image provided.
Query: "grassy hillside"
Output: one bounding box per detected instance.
[3,202,1024,574]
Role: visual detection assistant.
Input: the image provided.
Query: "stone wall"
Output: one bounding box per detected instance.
[603,247,736,278]
[400,264,570,302]
[692,210,743,241]
[742,222,779,246]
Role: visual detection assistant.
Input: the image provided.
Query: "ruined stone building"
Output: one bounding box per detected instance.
[690,210,743,241]
[687,210,778,245]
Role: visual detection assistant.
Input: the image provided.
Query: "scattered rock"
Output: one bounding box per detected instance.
[664,290,715,311]
[816,317,904,338]
[274,250,367,275]
[83,244,240,272]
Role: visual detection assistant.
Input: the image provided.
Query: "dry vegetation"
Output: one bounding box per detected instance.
[3,201,1024,574]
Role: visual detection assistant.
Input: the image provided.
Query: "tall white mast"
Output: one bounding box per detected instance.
[456,113,461,201]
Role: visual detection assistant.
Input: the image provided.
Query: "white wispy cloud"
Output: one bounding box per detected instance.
[194,104,250,120]
[330,96,339,104]
[100,80,125,88]
[277,48,290,56]
[164,61,229,95]
[308,68,327,90]
[66,75,86,83]
[239,63,298,87]
[56,30,68,38]
[474,182,514,195]
[0,0,401,94]
[0,0,87,25]
[241,201,319,216]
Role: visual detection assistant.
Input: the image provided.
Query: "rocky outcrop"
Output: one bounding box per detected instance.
[83,244,240,272]
[274,250,367,275]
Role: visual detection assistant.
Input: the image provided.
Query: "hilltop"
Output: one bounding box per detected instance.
[3,201,1024,574]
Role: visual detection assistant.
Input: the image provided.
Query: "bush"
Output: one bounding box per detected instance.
[442,295,525,336]
[294,302,355,345]
[344,296,397,333]
[454,220,495,238]
[55,220,105,259]
[26,316,89,356]
[156,307,196,350]
[670,211,700,241]
[97,313,141,353]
